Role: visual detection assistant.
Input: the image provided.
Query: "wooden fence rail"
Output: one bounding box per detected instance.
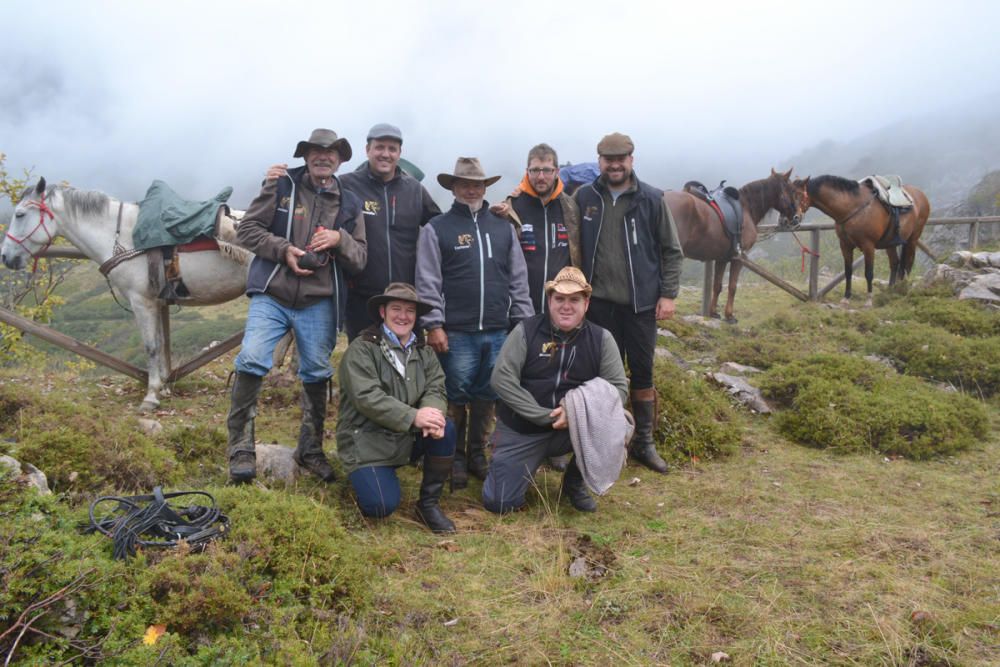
[700,215,1000,315]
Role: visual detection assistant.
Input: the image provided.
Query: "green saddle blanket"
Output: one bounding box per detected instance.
[134,180,233,251]
[861,175,914,208]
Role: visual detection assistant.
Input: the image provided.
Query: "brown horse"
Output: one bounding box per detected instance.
[666,168,801,323]
[789,175,931,305]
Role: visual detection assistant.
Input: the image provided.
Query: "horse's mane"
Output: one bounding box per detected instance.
[807,175,860,198]
[57,186,113,218]
[739,174,785,222]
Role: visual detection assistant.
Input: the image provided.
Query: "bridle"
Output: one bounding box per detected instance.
[6,190,57,271]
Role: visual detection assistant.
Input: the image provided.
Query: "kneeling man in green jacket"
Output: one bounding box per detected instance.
[336,283,457,533]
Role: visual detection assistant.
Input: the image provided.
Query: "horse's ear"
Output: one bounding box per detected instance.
[36,177,46,194]
[783,168,793,180]
[770,167,778,176]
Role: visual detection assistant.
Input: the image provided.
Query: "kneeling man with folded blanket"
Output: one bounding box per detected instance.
[484,267,632,514]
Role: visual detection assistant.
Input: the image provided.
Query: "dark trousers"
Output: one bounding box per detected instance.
[482,421,573,514]
[586,297,657,390]
[348,421,456,518]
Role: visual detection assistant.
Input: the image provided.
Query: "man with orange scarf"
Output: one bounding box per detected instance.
[502,144,581,315]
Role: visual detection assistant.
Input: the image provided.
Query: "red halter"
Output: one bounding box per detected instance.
[6,189,57,271]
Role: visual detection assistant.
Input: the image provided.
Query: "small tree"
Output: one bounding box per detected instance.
[0,152,75,363]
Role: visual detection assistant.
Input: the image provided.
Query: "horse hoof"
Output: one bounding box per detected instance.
[840,298,851,307]
[864,299,873,309]
[709,312,722,320]
[724,316,738,325]
[137,400,159,414]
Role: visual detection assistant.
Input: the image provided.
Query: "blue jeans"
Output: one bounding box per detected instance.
[235,294,336,383]
[438,329,507,403]
[349,422,457,518]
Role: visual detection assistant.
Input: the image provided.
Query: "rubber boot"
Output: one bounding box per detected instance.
[415,454,457,533]
[561,456,597,512]
[448,403,469,490]
[227,371,263,484]
[293,380,337,482]
[629,388,669,474]
[467,400,494,481]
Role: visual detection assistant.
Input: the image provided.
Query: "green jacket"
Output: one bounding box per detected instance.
[336,324,447,474]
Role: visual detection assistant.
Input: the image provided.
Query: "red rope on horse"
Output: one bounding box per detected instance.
[791,231,820,272]
[6,190,57,273]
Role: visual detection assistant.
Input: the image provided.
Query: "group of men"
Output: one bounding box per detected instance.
[224,123,684,533]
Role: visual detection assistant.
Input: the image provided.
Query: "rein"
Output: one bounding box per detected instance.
[835,193,877,227]
[98,202,147,276]
[6,190,57,272]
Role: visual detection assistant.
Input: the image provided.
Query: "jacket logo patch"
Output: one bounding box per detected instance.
[585,205,599,219]
[364,200,381,215]
[454,233,474,250]
[294,205,306,218]
[541,341,558,355]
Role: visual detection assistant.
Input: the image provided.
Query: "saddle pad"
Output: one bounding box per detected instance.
[134,180,233,251]
[862,175,914,208]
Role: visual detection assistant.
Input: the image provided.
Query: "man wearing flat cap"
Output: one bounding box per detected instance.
[573,132,683,475]
[415,157,534,490]
[483,267,628,514]
[227,128,367,484]
[336,282,457,533]
[339,123,442,340]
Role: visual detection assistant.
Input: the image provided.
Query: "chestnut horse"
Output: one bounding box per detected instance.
[789,175,930,305]
[666,168,801,323]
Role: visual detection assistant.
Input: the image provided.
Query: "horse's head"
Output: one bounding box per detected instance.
[2,177,59,270]
[781,176,812,230]
[766,167,804,229]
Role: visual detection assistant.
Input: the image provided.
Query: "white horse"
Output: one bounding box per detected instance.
[1,178,251,412]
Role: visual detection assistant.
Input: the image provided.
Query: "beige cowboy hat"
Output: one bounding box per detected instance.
[367,282,434,322]
[437,157,501,190]
[544,266,593,297]
[294,128,353,161]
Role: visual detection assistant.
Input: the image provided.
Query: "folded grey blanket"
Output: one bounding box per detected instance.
[563,377,633,495]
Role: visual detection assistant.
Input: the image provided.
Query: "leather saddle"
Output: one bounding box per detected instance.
[684,180,744,257]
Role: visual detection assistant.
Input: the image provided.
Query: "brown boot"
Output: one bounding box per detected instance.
[629,388,669,474]
[467,400,495,481]
[448,402,469,490]
[227,371,262,484]
[293,380,337,482]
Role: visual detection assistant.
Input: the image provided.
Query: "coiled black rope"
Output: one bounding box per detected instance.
[85,487,229,560]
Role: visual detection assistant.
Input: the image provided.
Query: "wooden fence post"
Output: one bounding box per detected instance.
[809,229,820,300]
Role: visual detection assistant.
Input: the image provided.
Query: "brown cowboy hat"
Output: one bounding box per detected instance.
[367,282,433,322]
[437,157,501,190]
[294,128,353,161]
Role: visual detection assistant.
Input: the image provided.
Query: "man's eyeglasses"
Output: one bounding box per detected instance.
[527,167,557,176]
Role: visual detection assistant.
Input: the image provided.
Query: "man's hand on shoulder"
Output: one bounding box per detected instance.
[489,200,512,218]
[427,328,449,354]
[266,163,289,182]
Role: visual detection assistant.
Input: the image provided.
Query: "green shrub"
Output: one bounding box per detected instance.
[653,359,743,463]
[867,323,1000,397]
[761,354,989,458]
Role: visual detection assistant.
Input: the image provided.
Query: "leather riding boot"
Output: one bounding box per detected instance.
[629,388,669,474]
[416,454,457,533]
[561,456,597,512]
[448,403,469,490]
[227,371,263,484]
[467,400,495,481]
[293,380,337,482]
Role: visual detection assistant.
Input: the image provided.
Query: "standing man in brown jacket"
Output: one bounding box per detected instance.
[227,128,367,484]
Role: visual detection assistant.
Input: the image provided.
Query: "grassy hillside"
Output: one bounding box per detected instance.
[1,276,998,665]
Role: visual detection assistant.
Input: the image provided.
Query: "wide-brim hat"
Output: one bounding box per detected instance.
[544,266,593,297]
[437,157,501,190]
[367,282,433,322]
[294,128,353,161]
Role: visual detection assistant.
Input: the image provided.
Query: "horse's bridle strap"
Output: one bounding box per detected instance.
[6,190,57,270]
[98,202,147,276]
[836,193,877,227]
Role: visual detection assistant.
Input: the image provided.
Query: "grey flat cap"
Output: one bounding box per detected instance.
[367,123,403,144]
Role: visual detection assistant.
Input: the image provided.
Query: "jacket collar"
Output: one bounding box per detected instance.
[449,199,491,219]
[518,174,565,205]
[289,165,342,197]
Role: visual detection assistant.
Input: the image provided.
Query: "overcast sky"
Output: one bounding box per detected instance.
[1,0,998,207]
